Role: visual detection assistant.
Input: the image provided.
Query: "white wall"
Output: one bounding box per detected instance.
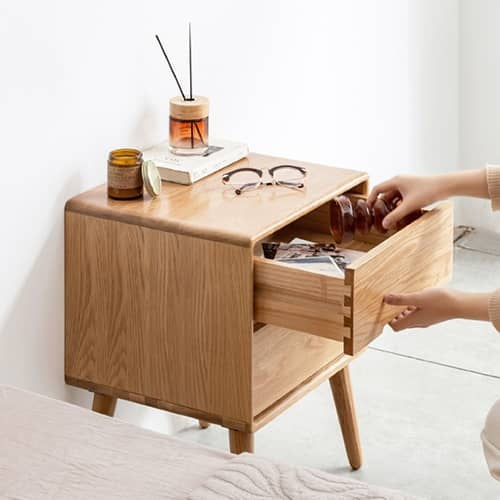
[408,1,459,176]
[459,0,500,231]
[0,0,460,433]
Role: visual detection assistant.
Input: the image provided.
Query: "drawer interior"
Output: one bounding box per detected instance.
[254,189,454,355]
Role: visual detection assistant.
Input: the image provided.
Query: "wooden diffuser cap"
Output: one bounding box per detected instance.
[169,95,209,120]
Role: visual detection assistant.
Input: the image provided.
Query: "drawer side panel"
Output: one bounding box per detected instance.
[65,211,254,422]
[254,258,350,341]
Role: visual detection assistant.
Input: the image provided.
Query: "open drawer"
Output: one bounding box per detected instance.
[254,197,454,355]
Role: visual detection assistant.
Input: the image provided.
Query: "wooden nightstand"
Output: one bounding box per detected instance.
[65,153,453,468]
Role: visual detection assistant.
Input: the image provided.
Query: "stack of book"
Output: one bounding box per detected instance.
[143,138,248,185]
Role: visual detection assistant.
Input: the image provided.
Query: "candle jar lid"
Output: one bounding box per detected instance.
[170,95,209,121]
[142,160,162,198]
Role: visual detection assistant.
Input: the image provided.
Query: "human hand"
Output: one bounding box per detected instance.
[367,168,490,230]
[384,288,459,331]
[384,288,492,332]
[367,175,443,230]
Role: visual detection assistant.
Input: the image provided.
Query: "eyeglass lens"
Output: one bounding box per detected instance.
[227,170,261,194]
[271,166,305,187]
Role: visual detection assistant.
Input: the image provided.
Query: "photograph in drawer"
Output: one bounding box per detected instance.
[259,239,365,278]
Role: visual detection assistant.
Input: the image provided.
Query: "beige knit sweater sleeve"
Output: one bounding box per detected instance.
[486,165,500,332]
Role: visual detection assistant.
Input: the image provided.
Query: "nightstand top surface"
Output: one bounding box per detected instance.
[66,153,367,246]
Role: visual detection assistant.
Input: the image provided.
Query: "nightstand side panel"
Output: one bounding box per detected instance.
[65,211,254,422]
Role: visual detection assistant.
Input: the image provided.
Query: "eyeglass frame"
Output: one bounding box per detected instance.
[221,165,307,195]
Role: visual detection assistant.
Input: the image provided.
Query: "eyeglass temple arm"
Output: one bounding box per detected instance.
[275,180,305,188]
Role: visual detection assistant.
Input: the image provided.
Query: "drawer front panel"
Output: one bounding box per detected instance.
[254,258,350,342]
[344,201,454,355]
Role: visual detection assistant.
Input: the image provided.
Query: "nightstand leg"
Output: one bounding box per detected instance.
[229,429,254,454]
[198,419,210,429]
[329,366,362,470]
[92,393,117,416]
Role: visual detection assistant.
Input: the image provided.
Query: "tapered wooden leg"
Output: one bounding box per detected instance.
[329,366,362,470]
[92,393,117,416]
[198,419,210,429]
[229,429,254,454]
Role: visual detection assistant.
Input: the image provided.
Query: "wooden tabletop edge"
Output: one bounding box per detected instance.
[65,199,254,248]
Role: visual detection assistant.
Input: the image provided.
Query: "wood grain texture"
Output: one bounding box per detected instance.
[65,153,367,247]
[252,349,360,432]
[286,200,332,236]
[229,430,255,454]
[254,258,350,341]
[65,376,251,431]
[91,393,117,416]
[344,201,454,355]
[329,367,362,470]
[65,212,254,422]
[252,325,344,416]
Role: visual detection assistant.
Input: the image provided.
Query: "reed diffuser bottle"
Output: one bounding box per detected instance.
[169,95,209,155]
[156,24,210,156]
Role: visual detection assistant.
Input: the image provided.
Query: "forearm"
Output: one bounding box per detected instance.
[450,290,492,322]
[438,168,489,201]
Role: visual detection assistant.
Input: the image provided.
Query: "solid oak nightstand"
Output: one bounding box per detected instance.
[64,153,453,468]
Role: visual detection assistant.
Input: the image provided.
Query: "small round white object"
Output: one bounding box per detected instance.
[142,160,162,198]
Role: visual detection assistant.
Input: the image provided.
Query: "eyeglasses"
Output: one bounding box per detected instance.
[222,165,307,195]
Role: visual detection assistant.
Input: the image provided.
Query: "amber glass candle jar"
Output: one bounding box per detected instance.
[329,194,423,244]
[107,148,143,200]
[169,95,209,155]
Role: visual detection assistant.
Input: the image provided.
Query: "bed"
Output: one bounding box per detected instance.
[0,385,420,499]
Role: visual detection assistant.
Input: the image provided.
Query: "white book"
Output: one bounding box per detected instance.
[142,138,249,185]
